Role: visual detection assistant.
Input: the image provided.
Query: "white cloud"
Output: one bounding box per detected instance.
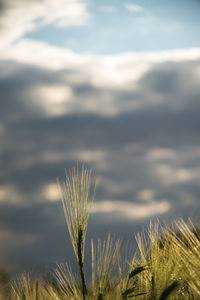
[91,200,170,220]
[42,183,60,202]
[125,3,143,13]
[2,38,200,89]
[31,85,73,116]
[2,39,200,118]
[1,1,200,119]
[71,150,106,162]
[155,165,200,185]
[0,0,89,52]
[147,148,177,161]
[138,189,155,202]
[0,184,21,204]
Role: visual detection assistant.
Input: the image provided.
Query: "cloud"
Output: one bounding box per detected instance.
[155,165,200,186]
[32,85,73,116]
[0,0,89,51]
[138,189,155,202]
[0,184,21,204]
[0,39,200,275]
[147,148,177,161]
[91,200,170,220]
[42,183,60,202]
[125,3,143,13]
[2,38,200,89]
[0,0,200,277]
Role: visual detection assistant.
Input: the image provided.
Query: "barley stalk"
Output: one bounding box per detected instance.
[58,165,97,300]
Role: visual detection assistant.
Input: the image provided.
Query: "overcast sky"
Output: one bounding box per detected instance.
[0,0,200,277]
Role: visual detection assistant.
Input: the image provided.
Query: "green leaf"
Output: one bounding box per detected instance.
[128,266,147,280]
[122,287,136,298]
[159,281,179,300]
[128,292,147,298]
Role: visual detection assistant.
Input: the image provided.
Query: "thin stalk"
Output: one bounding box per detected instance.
[77,227,87,299]
[58,165,97,300]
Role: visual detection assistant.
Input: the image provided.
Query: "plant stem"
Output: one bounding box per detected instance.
[79,263,87,300]
[78,227,87,300]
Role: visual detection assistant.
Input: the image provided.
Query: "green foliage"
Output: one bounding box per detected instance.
[53,263,81,299]
[11,273,46,300]
[91,233,121,298]
[3,166,200,299]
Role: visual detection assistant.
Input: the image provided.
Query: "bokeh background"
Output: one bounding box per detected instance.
[0,0,200,277]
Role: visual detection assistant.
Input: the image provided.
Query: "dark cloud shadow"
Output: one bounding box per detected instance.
[0,57,200,275]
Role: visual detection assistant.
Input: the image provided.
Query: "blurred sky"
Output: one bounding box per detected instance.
[0,0,200,277]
